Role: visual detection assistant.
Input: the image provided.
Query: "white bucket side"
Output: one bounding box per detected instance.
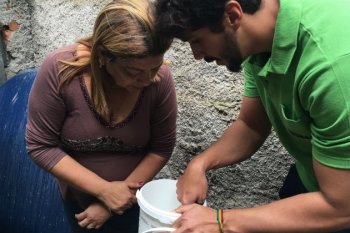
[141,227,175,233]
[138,207,172,233]
[136,179,181,233]
[137,189,180,223]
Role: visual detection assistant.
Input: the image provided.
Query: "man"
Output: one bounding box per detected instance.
[156,0,350,232]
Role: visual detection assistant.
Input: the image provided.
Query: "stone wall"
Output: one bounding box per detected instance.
[0,0,294,209]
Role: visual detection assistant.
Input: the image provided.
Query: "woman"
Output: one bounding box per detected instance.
[25,0,177,232]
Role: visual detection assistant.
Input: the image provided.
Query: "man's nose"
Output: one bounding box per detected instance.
[189,43,205,60]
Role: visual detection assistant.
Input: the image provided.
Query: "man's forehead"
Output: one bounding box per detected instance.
[180,28,205,42]
[178,32,192,42]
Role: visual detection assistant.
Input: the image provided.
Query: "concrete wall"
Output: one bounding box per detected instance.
[0,0,294,209]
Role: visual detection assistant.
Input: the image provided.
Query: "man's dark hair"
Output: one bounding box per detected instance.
[156,0,261,39]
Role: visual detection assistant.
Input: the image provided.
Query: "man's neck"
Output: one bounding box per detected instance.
[238,0,280,58]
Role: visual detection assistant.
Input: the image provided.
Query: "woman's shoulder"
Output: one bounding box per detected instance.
[157,64,175,87]
[146,64,175,99]
[43,43,78,65]
[158,63,172,79]
[36,44,79,87]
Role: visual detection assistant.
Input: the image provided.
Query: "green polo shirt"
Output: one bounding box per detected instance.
[243,0,350,192]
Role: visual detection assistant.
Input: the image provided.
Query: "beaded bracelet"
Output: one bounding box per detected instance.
[216,209,223,233]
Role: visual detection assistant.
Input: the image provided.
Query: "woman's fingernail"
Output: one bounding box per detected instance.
[138,181,144,186]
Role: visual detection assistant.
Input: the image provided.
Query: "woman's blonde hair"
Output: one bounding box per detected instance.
[58,0,172,122]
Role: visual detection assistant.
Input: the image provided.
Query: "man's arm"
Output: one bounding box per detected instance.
[197,96,271,169]
[177,96,271,204]
[222,159,350,232]
[173,160,350,232]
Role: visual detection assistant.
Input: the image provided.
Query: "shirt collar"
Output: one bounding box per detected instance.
[249,0,302,77]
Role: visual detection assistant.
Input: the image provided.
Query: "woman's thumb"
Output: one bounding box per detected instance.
[128,181,144,189]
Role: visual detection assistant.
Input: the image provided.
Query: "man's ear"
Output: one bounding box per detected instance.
[224,0,243,30]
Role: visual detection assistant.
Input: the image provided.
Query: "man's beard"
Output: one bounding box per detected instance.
[204,31,243,73]
[223,31,243,72]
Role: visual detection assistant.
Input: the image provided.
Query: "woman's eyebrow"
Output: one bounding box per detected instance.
[125,63,162,71]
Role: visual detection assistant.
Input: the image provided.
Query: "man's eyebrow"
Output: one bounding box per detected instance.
[180,36,190,42]
[178,32,192,42]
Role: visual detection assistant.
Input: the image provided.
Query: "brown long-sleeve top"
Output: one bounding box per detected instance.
[25,44,177,207]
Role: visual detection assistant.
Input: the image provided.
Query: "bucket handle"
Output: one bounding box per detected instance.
[142,227,176,233]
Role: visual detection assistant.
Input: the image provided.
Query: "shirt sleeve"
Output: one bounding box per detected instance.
[300,54,350,168]
[149,65,177,158]
[25,50,67,171]
[243,60,260,97]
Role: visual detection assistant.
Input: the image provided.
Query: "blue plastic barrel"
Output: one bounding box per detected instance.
[0,69,70,233]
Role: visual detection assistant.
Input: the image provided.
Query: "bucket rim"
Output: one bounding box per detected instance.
[136,188,181,218]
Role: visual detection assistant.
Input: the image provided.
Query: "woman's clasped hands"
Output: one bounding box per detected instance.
[98,180,142,214]
[75,180,143,230]
[75,202,111,230]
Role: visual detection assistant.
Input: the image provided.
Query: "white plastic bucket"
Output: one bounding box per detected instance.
[136,179,180,233]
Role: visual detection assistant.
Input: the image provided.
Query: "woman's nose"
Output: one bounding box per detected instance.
[138,72,152,85]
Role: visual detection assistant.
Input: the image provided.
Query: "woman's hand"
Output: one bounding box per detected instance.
[97,181,142,215]
[75,202,112,230]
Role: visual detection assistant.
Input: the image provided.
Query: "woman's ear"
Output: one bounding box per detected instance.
[224,0,243,30]
[97,46,111,68]
[96,46,107,67]
[97,45,117,64]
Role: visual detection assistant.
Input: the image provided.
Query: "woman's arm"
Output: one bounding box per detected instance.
[126,65,178,184]
[125,66,177,183]
[126,152,169,184]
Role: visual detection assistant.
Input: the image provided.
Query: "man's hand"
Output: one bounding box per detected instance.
[173,204,218,233]
[176,159,208,205]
